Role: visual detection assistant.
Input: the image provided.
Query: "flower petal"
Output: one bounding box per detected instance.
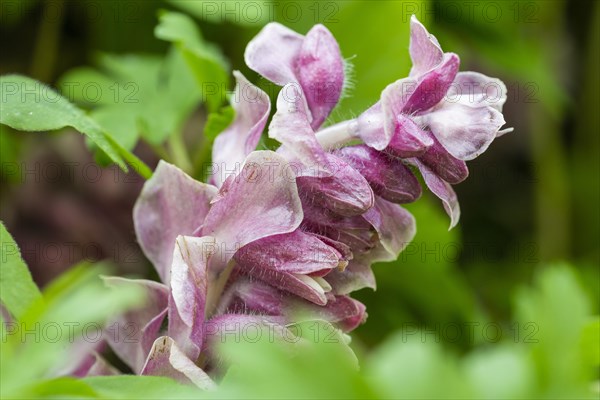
[239,266,330,305]
[133,161,217,282]
[219,277,285,316]
[356,102,389,150]
[413,160,461,229]
[168,236,214,361]
[71,352,119,377]
[381,78,413,149]
[336,145,421,204]
[102,277,169,373]
[447,71,508,111]
[292,294,366,332]
[385,114,434,158]
[325,258,376,295]
[234,230,341,275]
[424,102,506,160]
[381,54,459,121]
[297,24,345,128]
[269,84,331,175]
[418,134,469,184]
[409,15,444,77]
[403,53,460,113]
[141,336,215,390]
[296,153,374,216]
[244,22,304,85]
[82,353,120,377]
[363,197,416,262]
[201,151,304,270]
[305,232,353,262]
[211,71,271,187]
[220,279,364,331]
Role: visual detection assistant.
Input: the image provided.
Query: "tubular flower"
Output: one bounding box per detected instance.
[98,15,511,388]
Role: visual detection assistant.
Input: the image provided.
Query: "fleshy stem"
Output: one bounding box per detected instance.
[315,119,360,150]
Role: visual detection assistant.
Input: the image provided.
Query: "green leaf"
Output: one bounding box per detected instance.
[83,376,202,399]
[21,377,98,399]
[463,345,535,399]
[0,221,42,318]
[1,263,145,397]
[203,105,234,141]
[167,0,272,26]
[155,11,229,112]
[216,320,371,399]
[0,74,128,171]
[581,317,600,367]
[59,51,201,149]
[514,264,593,395]
[367,334,470,399]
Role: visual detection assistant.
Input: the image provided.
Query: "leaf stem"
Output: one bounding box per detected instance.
[168,131,193,173]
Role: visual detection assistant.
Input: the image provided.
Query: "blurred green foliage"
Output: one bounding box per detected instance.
[1,235,597,398]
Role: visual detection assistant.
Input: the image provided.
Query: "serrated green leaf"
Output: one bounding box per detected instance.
[0,74,128,171]
[0,221,42,319]
[155,11,229,112]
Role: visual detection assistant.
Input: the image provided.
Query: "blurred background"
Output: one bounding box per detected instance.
[1,0,598,359]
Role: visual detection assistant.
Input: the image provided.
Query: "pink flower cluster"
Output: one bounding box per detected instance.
[90,16,510,386]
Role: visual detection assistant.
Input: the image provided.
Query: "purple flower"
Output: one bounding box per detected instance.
[108,151,367,384]
[95,16,512,387]
[245,23,345,129]
[210,71,271,187]
[348,15,511,228]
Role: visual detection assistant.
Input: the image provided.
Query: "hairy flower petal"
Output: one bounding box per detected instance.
[168,236,214,361]
[141,336,215,389]
[201,151,304,271]
[403,53,460,113]
[409,15,444,77]
[336,145,421,204]
[296,24,345,128]
[211,71,271,187]
[296,153,374,216]
[234,230,341,275]
[326,258,376,295]
[424,102,506,160]
[447,71,508,111]
[385,114,433,158]
[413,160,461,229]
[363,197,416,262]
[103,277,169,374]
[239,266,330,305]
[418,135,469,184]
[245,22,344,128]
[133,161,216,282]
[270,84,331,175]
[220,279,365,331]
[244,22,304,85]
